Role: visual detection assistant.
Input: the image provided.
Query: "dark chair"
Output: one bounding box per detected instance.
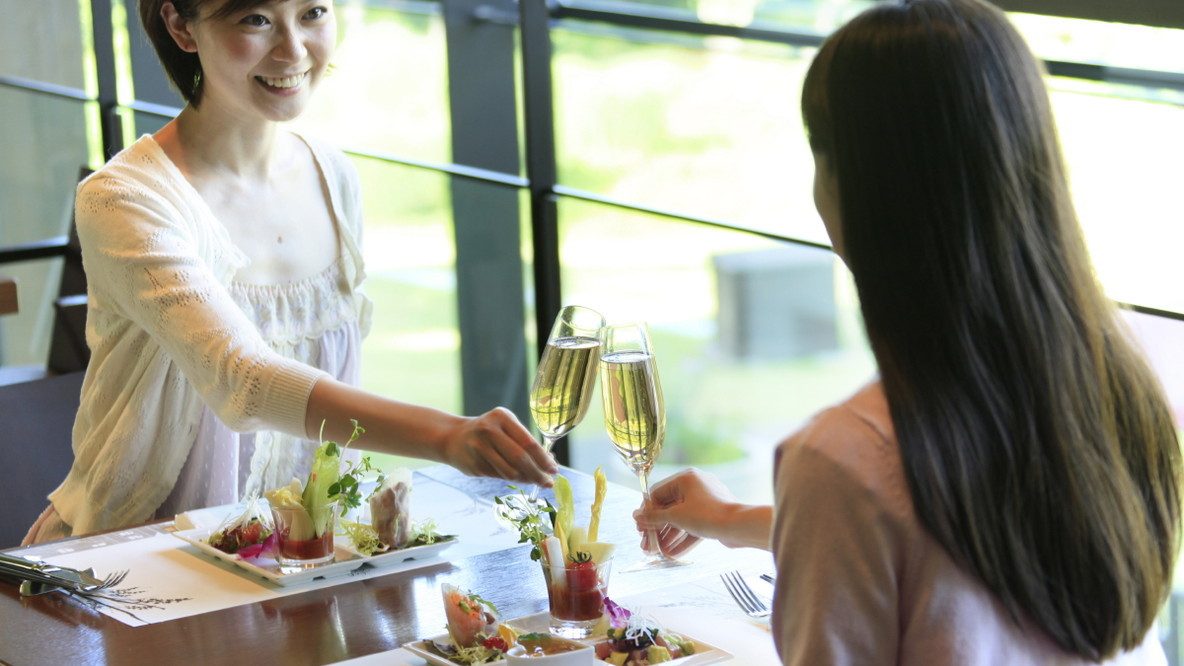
[0,167,93,385]
[0,370,84,548]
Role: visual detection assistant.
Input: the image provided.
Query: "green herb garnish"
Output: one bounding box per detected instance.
[412,518,441,545]
[315,420,386,513]
[493,485,556,561]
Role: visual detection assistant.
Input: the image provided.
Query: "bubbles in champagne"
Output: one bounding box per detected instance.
[529,336,600,440]
[599,350,665,473]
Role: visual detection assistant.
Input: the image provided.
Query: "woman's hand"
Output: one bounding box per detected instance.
[307,378,559,486]
[439,407,559,486]
[634,467,773,555]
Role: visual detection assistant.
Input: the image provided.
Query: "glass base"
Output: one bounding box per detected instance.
[549,614,602,639]
[623,553,690,572]
[275,550,336,573]
[271,503,338,572]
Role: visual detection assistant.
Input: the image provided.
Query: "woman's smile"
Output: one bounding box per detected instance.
[256,72,309,93]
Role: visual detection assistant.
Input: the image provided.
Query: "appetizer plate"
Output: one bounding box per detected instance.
[585,634,730,666]
[172,528,456,586]
[403,627,730,665]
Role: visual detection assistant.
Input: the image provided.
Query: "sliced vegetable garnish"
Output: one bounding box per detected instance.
[553,475,575,551]
[588,466,607,542]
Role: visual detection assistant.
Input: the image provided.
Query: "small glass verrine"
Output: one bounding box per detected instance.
[270,501,339,570]
[541,557,612,639]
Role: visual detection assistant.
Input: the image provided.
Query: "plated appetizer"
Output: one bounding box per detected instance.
[337,467,442,556]
[498,470,616,629]
[204,420,448,563]
[433,584,516,664]
[425,585,592,665]
[207,503,273,555]
[443,584,506,651]
[540,472,614,634]
[595,620,695,665]
[261,421,374,565]
[370,468,414,548]
[594,603,695,665]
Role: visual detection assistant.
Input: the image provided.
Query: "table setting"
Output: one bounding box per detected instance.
[0,308,780,665]
[0,464,776,664]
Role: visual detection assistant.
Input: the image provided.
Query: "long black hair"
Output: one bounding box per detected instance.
[802,0,1181,658]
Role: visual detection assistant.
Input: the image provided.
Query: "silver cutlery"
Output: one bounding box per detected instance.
[0,552,128,594]
[721,570,771,618]
[0,554,146,621]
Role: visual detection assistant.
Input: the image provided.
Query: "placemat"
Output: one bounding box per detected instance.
[4,473,523,627]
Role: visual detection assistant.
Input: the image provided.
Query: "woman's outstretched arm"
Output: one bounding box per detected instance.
[306,376,559,487]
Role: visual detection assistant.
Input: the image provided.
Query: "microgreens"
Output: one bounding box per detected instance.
[493,486,556,561]
[412,518,441,545]
[319,420,386,512]
[338,517,382,555]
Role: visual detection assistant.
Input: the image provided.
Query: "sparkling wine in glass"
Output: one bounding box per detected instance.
[599,322,685,569]
[529,308,604,456]
[501,305,604,520]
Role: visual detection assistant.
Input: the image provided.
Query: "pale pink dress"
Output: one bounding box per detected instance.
[771,382,1166,665]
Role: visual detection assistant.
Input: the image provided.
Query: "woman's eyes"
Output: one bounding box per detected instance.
[237,6,328,27]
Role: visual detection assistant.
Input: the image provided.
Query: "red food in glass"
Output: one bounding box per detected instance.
[546,566,606,621]
[277,529,334,561]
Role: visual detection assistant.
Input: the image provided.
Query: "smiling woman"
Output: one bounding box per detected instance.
[140,0,334,110]
[156,0,335,122]
[19,0,559,546]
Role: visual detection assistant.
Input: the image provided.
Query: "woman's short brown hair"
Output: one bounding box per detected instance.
[138,0,268,107]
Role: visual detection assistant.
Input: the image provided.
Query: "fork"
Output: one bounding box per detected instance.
[86,568,129,591]
[0,552,128,593]
[721,570,771,618]
[15,568,129,597]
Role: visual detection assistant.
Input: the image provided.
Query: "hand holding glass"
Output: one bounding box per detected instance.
[499,306,604,521]
[599,323,685,568]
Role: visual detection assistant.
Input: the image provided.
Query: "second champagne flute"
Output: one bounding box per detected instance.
[599,322,685,569]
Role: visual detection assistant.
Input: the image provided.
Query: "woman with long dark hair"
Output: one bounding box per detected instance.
[636,0,1181,661]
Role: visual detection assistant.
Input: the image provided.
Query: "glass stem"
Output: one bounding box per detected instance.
[525,435,560,502]
[637,470,663,558]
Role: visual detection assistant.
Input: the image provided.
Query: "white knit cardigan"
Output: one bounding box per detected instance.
[49,133,370,535]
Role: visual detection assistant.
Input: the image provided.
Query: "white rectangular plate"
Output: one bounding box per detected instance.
[403,626,730,665]
[172,527,456,586]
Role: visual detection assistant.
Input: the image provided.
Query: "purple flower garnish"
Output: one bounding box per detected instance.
[237,531,279,560]
[605,597,632,628]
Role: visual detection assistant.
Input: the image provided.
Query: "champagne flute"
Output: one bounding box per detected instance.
[598,323,685,569]
[500,305,604,520]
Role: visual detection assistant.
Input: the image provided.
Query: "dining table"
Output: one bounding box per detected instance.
[0,464,778,666]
